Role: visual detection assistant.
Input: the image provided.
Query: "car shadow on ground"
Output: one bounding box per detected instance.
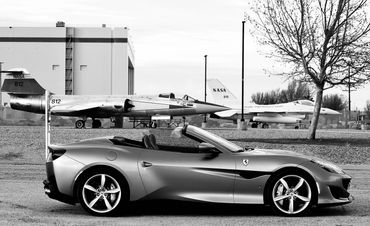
[118,201,352,217]
[124,201,272,216]
[48,201,354,217]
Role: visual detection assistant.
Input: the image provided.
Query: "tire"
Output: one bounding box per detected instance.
[77,170,127,216]
[262,123,269,129]
[92,120,102,128]
[75,120,85,129]
[267,170,317,216]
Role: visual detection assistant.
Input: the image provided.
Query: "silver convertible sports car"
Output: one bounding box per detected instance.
[43,125,353,216]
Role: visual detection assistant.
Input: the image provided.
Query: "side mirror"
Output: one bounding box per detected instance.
[199,142,220,154]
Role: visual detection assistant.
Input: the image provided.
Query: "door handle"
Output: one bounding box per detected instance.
[141,161,153,167]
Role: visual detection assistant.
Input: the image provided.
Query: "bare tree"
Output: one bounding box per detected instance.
[252,89,281,104]
[280,80,312,102]
[322,94,346,111]
[251,80,312,104]
[248,0,370,139]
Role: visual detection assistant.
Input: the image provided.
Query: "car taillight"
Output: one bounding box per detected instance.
[47,147,66,161]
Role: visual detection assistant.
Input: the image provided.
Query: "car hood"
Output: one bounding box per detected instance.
[242,148,312,160]
[232,148,323,171]
[253,148,305,156]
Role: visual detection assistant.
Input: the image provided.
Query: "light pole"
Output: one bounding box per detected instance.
[202,55,207,128]
[238,20,247,130]
[241,20,245,122]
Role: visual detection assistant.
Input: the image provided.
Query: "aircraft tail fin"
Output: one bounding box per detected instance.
[1,69,45,95]
[207,79,238,106]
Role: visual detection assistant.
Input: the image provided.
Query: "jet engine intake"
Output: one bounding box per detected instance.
[123,99,135,112]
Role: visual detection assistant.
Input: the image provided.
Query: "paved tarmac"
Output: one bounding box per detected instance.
[0,163,369,225]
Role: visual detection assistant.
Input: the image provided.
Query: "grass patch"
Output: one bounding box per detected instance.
[0,126,369,165]
[0,151,23,160]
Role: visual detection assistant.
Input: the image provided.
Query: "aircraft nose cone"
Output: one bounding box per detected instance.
[194,101,230,114]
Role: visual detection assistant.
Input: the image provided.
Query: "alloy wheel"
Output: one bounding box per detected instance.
[82,173,122,214]
[272,174,312,215]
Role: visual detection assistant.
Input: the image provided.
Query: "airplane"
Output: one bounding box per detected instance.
[0,69,229,128]
[207,78,341,129]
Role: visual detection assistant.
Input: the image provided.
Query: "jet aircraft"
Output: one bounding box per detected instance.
[0,69,229,128]
[207,79,340,128]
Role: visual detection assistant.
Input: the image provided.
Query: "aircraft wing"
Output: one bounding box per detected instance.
[215,107,308,117]
[215,109,290,118]
[245,103,315,114]
[214,109,242,118]
[50,103,100,113]
[246,105,340,115]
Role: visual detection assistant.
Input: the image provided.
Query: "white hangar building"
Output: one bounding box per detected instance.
[0,22,135,108]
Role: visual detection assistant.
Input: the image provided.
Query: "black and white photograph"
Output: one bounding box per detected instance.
[0,0,369,225]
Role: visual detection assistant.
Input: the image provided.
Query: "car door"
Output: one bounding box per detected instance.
[233,153,271,204]
[138,148,235,203]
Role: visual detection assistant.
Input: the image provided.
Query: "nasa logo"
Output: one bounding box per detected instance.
[212,88,226,92]
[14,74,25,79]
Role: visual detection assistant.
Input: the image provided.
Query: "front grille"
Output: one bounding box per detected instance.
[342,178,351,190]
[329,186,350,199]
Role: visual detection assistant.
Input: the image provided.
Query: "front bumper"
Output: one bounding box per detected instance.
[317,176,354,207]
[299,161,354,206]
[43,161,75,205]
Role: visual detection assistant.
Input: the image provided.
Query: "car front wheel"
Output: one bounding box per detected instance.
[268,171,317,216]
[78,171,126,216]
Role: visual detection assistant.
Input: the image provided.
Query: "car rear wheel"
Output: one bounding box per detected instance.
[78,171,126,216]
[268,171,316,216]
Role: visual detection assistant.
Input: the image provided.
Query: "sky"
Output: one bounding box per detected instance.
[0,0,369,109]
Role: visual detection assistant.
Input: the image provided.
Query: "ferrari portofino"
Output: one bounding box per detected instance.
[43,125,352,216]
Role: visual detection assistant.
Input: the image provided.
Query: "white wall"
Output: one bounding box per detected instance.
[72,28,113,95]
[112,28,128,95]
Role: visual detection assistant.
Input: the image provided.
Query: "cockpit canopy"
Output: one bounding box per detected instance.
[182,95,196,102]
[158,93,197,102]
[294,100,315,106]
[158,93,176,99]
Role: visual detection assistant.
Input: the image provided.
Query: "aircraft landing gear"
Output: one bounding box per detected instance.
[262,123,269,129]
[251,122,269,128]
[92,119,102,128]
[75,120,86,129]
[150,121,157,128]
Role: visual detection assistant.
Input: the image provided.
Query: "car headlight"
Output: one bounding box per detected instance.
[311,159,344,174]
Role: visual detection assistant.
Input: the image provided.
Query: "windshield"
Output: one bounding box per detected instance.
[159,93,175,99]
[185,125,242,152]
[295,100,315,106]
[182,95,196,102]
